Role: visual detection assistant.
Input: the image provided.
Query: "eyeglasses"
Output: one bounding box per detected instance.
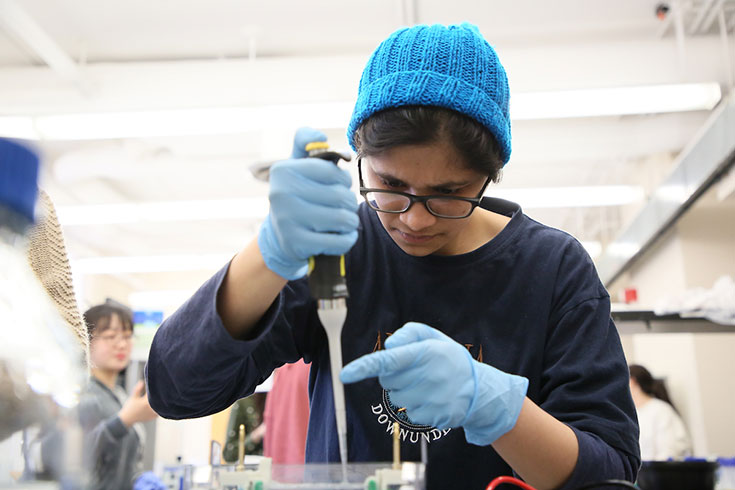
[94,331,134,344]
[358,159,491,219]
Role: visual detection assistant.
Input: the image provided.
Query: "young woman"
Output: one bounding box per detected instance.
[81,302,158,490]
[629,364,691,461]
[147,23,640,490]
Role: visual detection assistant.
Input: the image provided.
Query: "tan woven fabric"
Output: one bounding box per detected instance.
[26,189,90,368]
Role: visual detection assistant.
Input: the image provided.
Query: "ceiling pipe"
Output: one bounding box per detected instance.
[700,0,725,33]
[0,0,87,92]
[597,93,735,286]
[673,0,688,68]
[689,0,717,34]
[400,0,417,26]
[719,6,734,90]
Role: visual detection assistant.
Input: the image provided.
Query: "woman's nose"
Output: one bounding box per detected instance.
[399,201,437,230]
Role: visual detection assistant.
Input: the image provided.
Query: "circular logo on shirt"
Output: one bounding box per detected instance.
[370,389,452,445]
[382,389,434,432]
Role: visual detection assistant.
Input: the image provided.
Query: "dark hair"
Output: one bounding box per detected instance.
[629,364,677,411]
[353,106,504,183]
[83,300,134,340]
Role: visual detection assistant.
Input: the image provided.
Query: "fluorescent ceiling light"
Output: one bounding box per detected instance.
[0,116,37,139]
[1,102,354,141]
[56,198,269,226]
[56,186,643,227]
[511,83,722,120]
[74,242,606,276]
[128,289,195,308]
[72,254,233,274]
[580,241,602,258]
[0,83,720,140]
[491,185,645,208]
[654,184,690,204]
[606,241,642,259]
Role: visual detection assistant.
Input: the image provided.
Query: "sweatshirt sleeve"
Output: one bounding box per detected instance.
[145,261,320,420]
[540,241,641,488]
[77,397,129,478]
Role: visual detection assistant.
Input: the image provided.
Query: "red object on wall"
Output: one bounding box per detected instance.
[624,288,638,304]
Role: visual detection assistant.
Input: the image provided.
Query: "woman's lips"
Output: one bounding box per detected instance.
[395,229,435,244]
[115,354,127,361]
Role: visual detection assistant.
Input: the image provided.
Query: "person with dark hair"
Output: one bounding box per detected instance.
[147,23,639,489]
[629,364,691,461]
[79,301,158,490]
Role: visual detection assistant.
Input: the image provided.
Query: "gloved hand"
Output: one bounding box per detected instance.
[340,322,529,446]
[258,127,359,280]
[134,471,166,490]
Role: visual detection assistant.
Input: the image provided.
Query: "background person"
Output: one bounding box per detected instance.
[629,364,692,461]
[222,393,266,462]
[262,361,311,465]
[81,302,159,490]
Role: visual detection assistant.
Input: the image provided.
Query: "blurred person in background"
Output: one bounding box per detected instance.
[81,301,159,490]
[223,393,266,461]
[629,364,692,461]
[222,361,311,465]
[262,361,311,465]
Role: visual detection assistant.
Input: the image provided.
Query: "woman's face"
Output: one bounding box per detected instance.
[89,313,133,373]
[361,139,490,256]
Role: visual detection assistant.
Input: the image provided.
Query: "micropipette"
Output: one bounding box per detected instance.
[304,142,352,477]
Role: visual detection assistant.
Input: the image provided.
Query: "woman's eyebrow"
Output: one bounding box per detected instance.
[372,169,471,189]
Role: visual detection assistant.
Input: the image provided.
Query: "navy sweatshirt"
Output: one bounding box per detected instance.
[146,198,640,490]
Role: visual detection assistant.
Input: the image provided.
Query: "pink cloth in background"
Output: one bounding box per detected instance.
[263,360,311,465]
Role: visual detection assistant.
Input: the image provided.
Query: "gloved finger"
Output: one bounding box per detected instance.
[272,180,358,212]
[292,127,328,159]
[387,393,453,428]
[317,230,359,256]
[378,366,430,393]
[384,322,453,349]
[409,403,452,429]
[280,201,359,234]
[307,208,360,234]
[275,158,353,187]
[293,229,359,257]
[341,342,427,384]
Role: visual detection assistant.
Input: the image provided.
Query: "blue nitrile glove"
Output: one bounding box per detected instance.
[258,127,359,280]
[134,471,166,490]
[340,322,529,446]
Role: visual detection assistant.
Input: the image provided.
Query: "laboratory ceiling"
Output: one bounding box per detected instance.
[0,0,733,309]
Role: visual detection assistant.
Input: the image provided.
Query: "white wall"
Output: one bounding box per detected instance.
[614,228,688,308]
[692,334,735,456]
[678,204,735,289]
[153,417,214,474]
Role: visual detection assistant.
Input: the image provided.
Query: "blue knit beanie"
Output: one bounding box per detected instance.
[347,22,512,165]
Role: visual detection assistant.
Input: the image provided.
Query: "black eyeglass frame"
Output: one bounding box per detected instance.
[357,158,492,219]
